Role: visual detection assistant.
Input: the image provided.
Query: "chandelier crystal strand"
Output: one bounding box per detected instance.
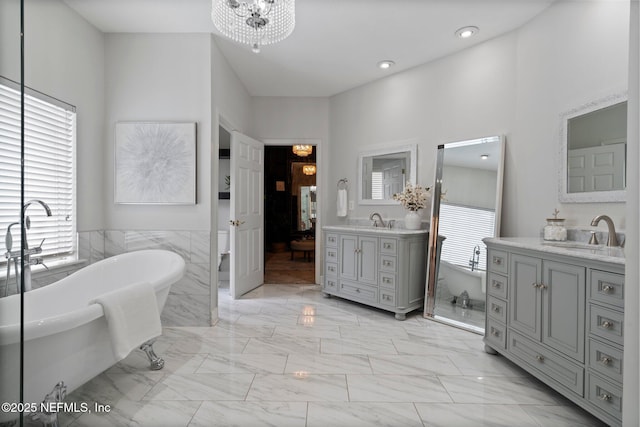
[212,0,295,53]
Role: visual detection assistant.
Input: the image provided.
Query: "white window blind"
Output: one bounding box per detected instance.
[0,78,76,260]
[438,203,495,269]
[371,171,383,200]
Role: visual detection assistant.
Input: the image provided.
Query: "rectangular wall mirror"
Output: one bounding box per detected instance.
[559,92,627,203]
[424,135,505,334]
[357,143,417,205]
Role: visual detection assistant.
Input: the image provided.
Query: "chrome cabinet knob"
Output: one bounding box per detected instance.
[600,356,612,365]
[535,355,544,362]
[601,320,614,329]
[599,393,612,402]
[602,284,614,293]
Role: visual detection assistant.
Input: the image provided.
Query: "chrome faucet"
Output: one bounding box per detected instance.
[590,214,619,247]
[469,245,481,271]
[20,200,52,292]
[369,212,386,228]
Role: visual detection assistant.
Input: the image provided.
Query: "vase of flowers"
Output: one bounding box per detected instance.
[393,182,430,230]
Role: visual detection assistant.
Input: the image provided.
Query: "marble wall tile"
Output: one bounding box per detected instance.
[104,230,126,257]
[170,263,210,295]
[78,231,91,261]
[161,293,210,327]
[190,231,210,264]
[90,230,105,262]
[125,231,190,260]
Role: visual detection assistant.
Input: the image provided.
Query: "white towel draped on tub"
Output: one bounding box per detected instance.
[90,282,162,361]
[337,188,348,217]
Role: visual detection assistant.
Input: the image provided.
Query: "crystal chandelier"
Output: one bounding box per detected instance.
[302,164,316,175]
[292,144,312,157]
[211,0,296,53]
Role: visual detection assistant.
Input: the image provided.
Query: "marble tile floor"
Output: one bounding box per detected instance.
[43,284,606,427]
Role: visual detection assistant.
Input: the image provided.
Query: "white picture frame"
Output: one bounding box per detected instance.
[115,122,197,204]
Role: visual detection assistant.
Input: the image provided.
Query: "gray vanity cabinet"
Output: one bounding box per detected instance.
[484,239,624,427]
[509,253,585,362]
[322,227,428,320]
[338,234,378,285]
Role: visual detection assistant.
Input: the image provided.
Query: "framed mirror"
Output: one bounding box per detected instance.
[424,135,505,333]
[357,143,417,205]
[559,92,627,203]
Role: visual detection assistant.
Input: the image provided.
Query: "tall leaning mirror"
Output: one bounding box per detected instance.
[424,135,505,333]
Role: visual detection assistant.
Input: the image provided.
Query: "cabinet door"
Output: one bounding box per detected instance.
[339,235,358,281]
[358,236,378,285]
[509,254,542,341]
[542,260,585,362]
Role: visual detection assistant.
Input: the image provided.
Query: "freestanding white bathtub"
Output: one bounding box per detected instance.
[0,249,185,424]
[439,259,486,302]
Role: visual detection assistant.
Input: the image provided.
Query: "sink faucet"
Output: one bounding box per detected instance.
[369,212,386,228]
[590,214,619,247]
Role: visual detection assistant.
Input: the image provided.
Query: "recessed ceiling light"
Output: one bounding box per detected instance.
[480,154,489,160]
[456,26,479,39]
[377,60,395,70]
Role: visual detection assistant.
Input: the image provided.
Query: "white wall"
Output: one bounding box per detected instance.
[0,0,105,232]
[327,1,629,238]
[509,0,629,236]
[328,33,517,227]
[624,1,639,425]
[104,33,212,230]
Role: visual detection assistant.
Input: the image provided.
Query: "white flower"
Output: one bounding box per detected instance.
[393,182,430,212]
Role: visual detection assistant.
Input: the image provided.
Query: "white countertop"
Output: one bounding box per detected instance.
[323,225,429,235]
[484,237,625,266]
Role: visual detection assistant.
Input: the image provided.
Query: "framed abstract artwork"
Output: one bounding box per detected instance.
[115,122,197,204]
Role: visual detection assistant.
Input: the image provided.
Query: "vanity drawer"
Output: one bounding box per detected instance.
[487,272,508,299]
[487,296,507,324]
[487,249,508,274]
[325,247,338,264]
[485,318,506,350]
[589,304,624,346]
[379,288,396,307]
[586,372,622,422]
[508,330,584,396]
[326,233,338,248]
[379,272,396,289]
[588,338,623,384]
[380,255,397,273]
[340,281,377,304]
[325,262,338,277]
[590,270,624,309]
[324,277,338,293]
[380,238,397,255]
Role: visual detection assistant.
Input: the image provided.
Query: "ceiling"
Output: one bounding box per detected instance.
[62,0,556,97]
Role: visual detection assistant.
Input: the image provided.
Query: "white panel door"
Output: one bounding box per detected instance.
[230,131,264,299]
[568,143,625,192]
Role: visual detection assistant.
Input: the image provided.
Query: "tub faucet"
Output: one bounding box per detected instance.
[469,245,481,271]
[369,212,386,228]
[20,199,52,291]
[590,215,619,247]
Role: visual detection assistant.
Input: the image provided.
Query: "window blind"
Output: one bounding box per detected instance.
[371,171,383,200]
[438,202,495,269]
[0,78,76,260]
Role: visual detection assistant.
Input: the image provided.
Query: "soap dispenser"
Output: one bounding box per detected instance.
[543,209,567,241]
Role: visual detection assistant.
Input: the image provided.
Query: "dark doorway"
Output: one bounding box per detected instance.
[264,146,316,284]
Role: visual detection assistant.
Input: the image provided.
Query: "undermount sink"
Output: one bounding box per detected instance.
[542,240,625,258]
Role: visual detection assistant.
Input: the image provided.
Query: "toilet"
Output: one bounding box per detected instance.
[217,230,230,270]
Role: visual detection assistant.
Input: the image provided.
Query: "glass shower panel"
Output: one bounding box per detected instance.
[0,1,25,426]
